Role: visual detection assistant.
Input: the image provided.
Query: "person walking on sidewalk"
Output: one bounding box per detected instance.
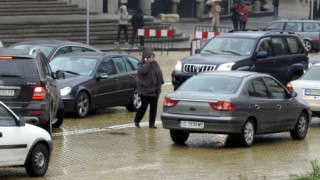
[114,5,129,45]
[210,1,221,32]
[130,8,145,47]
[272,0,279,19]
[231,1,239,30]
[237,1,249,31]
[134,48,164,129]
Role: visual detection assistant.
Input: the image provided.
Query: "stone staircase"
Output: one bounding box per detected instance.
[0,0,188,48]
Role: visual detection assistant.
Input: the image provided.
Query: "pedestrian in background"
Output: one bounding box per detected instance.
[130,8,144,47]
[114,5,129,45]
[237,1,249,31]
[210,1,221,31]
[231,1,239,30]
[272,0,279,19]
[134,48,164,129]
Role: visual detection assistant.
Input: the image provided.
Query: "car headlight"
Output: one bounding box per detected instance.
[217,62,235,71]
[60,86,72,96]
[174,60,182,71]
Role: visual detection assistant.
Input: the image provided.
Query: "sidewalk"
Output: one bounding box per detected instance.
[96,0,310,52]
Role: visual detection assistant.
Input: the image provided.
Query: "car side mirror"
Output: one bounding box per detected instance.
[18,116,26,127]
[55,70,65,79]
[290,90,297,98]
[96,73,109,80]
[195,49,201,54]
[256,51,268,59]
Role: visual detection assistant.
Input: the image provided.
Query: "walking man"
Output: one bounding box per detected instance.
[130,8,144,47]
[273,0,279,19]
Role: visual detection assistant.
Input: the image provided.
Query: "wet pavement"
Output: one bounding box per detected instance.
[1,50,320,180]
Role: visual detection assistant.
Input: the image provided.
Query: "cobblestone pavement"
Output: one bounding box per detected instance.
[1,51,320,180]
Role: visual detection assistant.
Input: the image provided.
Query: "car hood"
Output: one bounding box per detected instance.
[181,54,248,65]
[57,76,92,87]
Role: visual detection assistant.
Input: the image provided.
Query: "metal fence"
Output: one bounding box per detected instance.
[136,24,174,55]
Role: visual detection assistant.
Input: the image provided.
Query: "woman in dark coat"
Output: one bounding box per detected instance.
[134,48,164,128]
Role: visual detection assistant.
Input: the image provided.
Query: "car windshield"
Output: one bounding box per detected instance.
[10,44,54,58]
[50,57,98,76]
[201,37,255,56]
[300,66,320,81]
[179,75,242,94]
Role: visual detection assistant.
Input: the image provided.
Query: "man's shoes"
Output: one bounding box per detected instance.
[149,125,157,129]
[134,122,140,128]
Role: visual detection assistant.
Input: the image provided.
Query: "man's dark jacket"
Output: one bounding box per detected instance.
[131,8,144,28]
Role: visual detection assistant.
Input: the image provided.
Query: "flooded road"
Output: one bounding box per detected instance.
[1,51,320,180]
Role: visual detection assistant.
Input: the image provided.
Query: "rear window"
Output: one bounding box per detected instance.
[11,45,53,59]
[179,75,242,94]
[300,66,320,81]
[0,58,39,78]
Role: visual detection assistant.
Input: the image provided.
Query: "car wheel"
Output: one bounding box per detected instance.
[25,143,49,177]
[53,98,64,128]
[170,130,189,144]
[290,112,308,140]
[304,40,313,52]
[239,119,255,147]
[126,90,141,112]
[74,92,90,118]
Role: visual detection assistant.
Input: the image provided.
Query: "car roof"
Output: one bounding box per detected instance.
[270,19,320,23]
[11,40,99,49]
[53,51,133,58]
[199,71,261,78]
[0,47,35,58]
[218,31,296,39]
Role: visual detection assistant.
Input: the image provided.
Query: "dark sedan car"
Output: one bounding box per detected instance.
[162,71,311,147]
[9,40,101,61]
[49,51,141,118]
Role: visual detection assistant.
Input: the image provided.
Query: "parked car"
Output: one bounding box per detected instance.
[0,48,64,133]
[264,19,320,52]
[286,63,320,117]
[172,31,308,90]
[0,101,52,177]
[162,71,311,147]
[9,40,101,61]
[49,51,141,118]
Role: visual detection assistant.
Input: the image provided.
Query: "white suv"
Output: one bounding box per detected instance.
[0,101,52,177]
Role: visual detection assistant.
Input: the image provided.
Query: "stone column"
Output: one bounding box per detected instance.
[195,0,203,18]
[171,0,180,14]
[139,0,152,15]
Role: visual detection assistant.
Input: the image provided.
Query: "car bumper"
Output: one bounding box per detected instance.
[3,101,49,125]
[161,112,244,134]
[61,97,75,113]
[171,70,196,89]
[302,99,320,117]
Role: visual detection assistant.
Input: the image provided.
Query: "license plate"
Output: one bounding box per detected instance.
[305,89,320,96]
[0,89,14,96]
[179,121,204,129]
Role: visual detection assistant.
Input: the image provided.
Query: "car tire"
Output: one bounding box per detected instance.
[126,90,141,112]
[53,98,64,128]
[170,130,189,144]
[25,143,50,177]
[74,92,90,118]
[290,112,308,140]
[239,119,255,147]
[304,40,313,52]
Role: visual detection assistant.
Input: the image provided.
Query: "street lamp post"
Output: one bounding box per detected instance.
[87,0,90,45]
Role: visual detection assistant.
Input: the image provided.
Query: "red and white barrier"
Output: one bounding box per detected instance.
[194,31,220,39]
[137,29,174,37]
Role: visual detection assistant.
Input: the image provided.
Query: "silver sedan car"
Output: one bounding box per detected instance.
[287,63,320,117]
[161,71,311,147]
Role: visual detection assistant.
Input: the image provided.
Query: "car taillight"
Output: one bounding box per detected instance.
[286,82,293,92]
[209,101,234,111]
[32,86,46,100]
[163,97,179,108]
[0,56,13,59]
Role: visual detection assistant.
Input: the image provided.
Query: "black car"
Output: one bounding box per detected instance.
[172,31,308,90]
[9,40,101,61]
[0,48,64,133]
[49,51,141,118]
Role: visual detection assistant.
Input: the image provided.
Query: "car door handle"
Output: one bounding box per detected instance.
[277,104,282,109]
[254,105,260,110]
[113,78,119,82]
[130,74,136,78]
[0,132,2,138]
